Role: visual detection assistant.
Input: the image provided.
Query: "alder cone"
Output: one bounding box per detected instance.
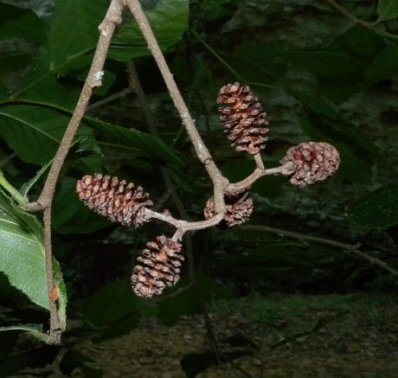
[204,191,254,227]
[76,174,153,227]
[280,142,340,187]
[131,236,184,299]
[217,82,269,155]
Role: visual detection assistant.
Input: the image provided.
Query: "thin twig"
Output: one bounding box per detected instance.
[240,224,398,277]
[324,0,372,28]
[126,61,193,223]
[267,313,343,352]
[29,0,125,342]
[43,208,60,344]
[191,29,245,82]
[146,208,225,239]
[227,162,294,194]
[87,87,133,112]
[125,0,228,214]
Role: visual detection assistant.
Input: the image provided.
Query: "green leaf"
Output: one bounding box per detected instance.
[288,49,366,79]
[0,3,46,44]
[109,0,189,61]
[0,324,48,343]
[329,26,385,59]
[49,0,108,73]
[348,183,398,231]
[200,0,239,21]
[49,0,189,71]
[329,25,385,58]
[20,161,52,198]
[228,42,287,83]
[71,127,103,173]
[0,4,46,74]
[0,51,33,73]
[0,104,64,164]
[0,185,67,320]
[0,83,7,99]
[0,102,183,168]
[365,45,398,82]
[7,48,80,108]
[377,0,398,21]
[157,280,201,326]
[0,104,96,165]
[87,118,185,167]
[0,191,48,309]
[52,177,110,234]
[290,90,375,154]
[288,89,341,121]
[318,74,367,104]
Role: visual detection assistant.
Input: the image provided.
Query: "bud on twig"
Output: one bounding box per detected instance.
[204,191,254,227]
[131,236,184,298]
[217,82,269,155]
[76,174,153,227]
[280,142,340,187]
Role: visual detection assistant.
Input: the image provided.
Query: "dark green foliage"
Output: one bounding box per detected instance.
[81,278,139,327]
[377,0,398,21]
[348,183,398,231]
[0,3,45,72]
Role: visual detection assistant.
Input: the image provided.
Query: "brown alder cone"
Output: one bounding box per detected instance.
[217,82,269,155]
[280,142,340,187]
[204,191,254,227]
[76,174,153,227]
[131,236,184,298]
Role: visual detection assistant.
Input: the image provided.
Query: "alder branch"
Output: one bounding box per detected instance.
[123,0,297,233]
[144,159,295,239]
[240,224,398,277]
[14,0,344,341]
[227,160,295,194]
[146,208,225,241]
[21,0,125,343]
[124,0,228,213]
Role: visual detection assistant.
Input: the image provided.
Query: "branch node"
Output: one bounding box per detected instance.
[204,157,214,166]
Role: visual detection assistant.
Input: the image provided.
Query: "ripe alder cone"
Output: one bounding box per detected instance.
[280,142,340,187]
[217,82,269,155]
[76,174,153,227]
[131,236,184,298]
